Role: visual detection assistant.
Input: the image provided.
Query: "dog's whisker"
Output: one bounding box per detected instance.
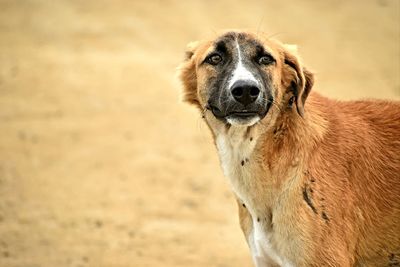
[256,15,265,38]
[266,31,286,40]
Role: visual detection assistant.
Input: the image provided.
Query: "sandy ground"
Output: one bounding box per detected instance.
[0,1,399,266]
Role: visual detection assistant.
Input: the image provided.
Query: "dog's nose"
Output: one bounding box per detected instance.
[231,80,260,106]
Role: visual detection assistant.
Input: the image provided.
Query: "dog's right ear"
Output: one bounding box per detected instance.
[177,41,200,108]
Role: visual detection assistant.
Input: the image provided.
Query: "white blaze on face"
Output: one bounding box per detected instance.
[228,39,258,88]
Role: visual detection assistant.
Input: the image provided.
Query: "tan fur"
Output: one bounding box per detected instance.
[178,31,400,266]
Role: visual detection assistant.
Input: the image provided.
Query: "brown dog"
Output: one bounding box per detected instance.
[178,31,400,266]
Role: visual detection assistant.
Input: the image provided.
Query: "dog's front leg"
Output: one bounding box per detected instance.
[236,200,280,267]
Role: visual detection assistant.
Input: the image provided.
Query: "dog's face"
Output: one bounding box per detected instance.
[179,31,313,128]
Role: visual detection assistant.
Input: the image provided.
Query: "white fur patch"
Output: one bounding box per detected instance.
[228,40,258,88]
[215,126,256,189]
[250,222,294,267]
[215,126,293,267]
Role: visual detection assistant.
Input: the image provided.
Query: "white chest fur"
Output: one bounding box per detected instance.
[215,126,293,267]
[215,127,256,187]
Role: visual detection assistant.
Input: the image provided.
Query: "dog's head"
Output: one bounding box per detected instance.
[178,31,314,128]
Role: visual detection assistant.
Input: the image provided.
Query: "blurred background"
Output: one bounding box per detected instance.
[0,1,399,266]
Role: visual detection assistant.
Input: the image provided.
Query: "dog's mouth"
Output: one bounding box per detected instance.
[228,111,259,118]
[208,105,264,126]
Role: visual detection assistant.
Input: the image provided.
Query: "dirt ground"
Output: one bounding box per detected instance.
[0,1,399,267]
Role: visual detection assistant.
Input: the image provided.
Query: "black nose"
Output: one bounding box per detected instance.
[231,80,260,106]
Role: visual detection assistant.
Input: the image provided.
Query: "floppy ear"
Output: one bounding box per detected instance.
[281,46,314,117]
[177,41,201,108]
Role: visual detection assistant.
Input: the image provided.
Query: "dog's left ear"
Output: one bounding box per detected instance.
[281,45,314,117]
[177,41,201,108]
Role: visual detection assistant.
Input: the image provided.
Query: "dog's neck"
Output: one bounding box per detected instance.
[214,124,265,214]
[214,124,259,184]
[210,96,327,211]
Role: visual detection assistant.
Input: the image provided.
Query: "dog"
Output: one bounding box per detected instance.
[178,30,400,266]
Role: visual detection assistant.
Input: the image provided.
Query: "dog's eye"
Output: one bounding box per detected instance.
[206,54,223,65]
[258,55,274,65]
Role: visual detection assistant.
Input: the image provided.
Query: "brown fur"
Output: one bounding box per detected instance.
[178,31,400,266]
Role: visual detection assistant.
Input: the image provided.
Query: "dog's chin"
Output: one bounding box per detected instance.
[226,115,260,127]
